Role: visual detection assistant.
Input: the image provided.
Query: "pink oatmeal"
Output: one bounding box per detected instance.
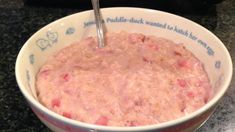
[36,32,212,127]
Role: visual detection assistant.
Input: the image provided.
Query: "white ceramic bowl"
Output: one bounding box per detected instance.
[15,7,232,132]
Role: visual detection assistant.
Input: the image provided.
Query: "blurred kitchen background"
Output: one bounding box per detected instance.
[23,0,223,14]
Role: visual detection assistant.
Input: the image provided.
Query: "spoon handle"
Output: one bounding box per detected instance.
[91,0,105,48]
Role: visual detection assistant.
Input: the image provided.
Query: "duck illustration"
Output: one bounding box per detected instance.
[36,39,51,51]
[47,31,58,43]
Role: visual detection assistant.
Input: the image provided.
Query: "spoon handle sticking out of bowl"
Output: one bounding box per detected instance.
[91,0,105,48]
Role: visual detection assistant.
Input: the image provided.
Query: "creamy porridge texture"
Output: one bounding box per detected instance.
[36,32,212,126]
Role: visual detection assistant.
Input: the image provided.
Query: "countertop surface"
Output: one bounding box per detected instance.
[0,0,234,131]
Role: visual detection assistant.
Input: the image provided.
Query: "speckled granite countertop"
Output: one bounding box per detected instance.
[0,0,234,131]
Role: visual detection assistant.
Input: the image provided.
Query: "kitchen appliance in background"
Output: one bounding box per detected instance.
[24,0,223,15]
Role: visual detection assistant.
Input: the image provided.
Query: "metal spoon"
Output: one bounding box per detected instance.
[91,0,105,48]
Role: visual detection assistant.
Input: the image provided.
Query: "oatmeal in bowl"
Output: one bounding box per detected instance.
[15,7,232,132]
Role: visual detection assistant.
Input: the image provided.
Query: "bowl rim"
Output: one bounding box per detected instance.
[15,7,233,131]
